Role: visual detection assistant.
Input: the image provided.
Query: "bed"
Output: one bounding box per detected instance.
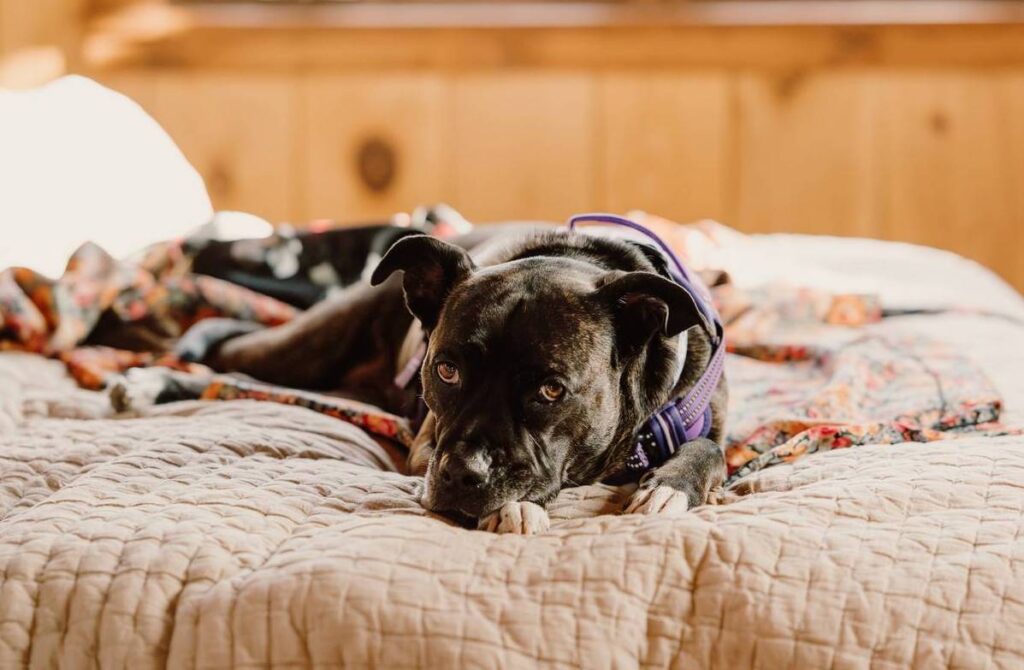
[3,78,1024,669]
[1,228,1022,668]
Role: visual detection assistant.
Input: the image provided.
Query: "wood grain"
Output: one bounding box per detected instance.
[1001,72,1024,290]
[93,70,159,112]
[451,73,596,222]
[875,72,1018,285]
[70,4,1024,291]
[85,22,1024,73]
[734,71,879,237]
[0,0,85,85]
[600,72,731,223]
[142,73,298,224]
[300,73,450,224]
[0,1,13,56]
[0,0,84,57]
[141,1,1024,30]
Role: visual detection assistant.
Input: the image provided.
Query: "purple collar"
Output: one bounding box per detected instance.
[567,214,726,481]
[395,214,726,481]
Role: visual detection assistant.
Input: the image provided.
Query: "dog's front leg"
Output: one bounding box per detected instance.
[408,413,435,476]
[623,438,725,515]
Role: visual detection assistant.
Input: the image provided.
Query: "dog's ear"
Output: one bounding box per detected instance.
[595,271,706,352]
[370,235,476,329]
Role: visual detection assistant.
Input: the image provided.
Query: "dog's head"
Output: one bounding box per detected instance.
[371,232,705,519]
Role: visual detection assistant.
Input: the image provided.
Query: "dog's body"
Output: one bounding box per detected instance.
[112,225,727,533]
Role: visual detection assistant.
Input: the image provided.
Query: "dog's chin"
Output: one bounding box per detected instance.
[430,508,478,529]
[421,483,535,522]
[420,488,496,521]
[421,466,562,522]
[420,479,477,518]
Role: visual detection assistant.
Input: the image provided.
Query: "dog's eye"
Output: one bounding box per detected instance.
[435,361,460,385]
[538,382,565,403]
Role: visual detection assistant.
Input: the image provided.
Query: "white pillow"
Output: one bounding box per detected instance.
[721,233,1024,319]
[0,75,213,278]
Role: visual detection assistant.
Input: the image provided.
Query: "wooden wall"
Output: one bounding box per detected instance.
[10,2,1024,289]
[0,0,81,56]
[93,65,1024,290]
[0,0,85,85]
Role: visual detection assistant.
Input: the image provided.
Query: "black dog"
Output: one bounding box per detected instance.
[112,225,727,534]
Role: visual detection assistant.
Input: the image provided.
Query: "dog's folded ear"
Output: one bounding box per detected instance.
[595,271,706,352]
[371,235,476,329]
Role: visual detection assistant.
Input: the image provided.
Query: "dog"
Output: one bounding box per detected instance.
[111,219,728,535]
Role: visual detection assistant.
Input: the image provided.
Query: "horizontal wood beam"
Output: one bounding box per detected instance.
[122,2,1024,30]
[84,22,1024,72]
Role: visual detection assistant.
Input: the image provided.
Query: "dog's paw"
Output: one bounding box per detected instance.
[108,367,173,413]
[623,485,691,516]
[478,501,551,535]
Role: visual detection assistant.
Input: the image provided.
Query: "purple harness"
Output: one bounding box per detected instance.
[395,213,726,480]
[567,214,726,479]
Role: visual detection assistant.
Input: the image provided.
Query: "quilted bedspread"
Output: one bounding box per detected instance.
[2,234,1024,669]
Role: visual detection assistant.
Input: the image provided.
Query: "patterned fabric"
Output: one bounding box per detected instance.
[2,211,1018,484]
[0,216,459,448]
[59,346,212,391]
[0,241,296,368]
[202,378,414,448]
[723,334,1018,485]
[627,214,1021,486]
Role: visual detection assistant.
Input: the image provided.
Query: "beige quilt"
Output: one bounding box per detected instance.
[2,235,1023,669]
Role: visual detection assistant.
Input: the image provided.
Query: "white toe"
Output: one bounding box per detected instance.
[623,486,654,514]
[624,485,691,516]
[478,501,551,535]
[108,367,168,412]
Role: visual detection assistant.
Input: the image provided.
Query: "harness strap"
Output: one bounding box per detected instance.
[567,213,720,342]
[567,213,727,480]
[394,346,424,389]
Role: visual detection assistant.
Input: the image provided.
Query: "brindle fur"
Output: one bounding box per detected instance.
[129,226,727,521]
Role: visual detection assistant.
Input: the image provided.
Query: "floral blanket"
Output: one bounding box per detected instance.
[724,334,1013,484]
[0,214,1015,488]
[0,240,296,385]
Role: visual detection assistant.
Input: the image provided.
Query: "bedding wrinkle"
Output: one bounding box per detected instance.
[2,229,1024,666]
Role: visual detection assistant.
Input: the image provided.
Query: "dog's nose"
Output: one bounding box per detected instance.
[440,451,491,489]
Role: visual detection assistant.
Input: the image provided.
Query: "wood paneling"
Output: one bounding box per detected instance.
[1003,72,1024,290]
[300,73,450,223]
[126,73,299,224]
[90,66,1024,291]
[96,70,158,111]
[0,0,85,86]
[0,0,84,57]
[0,1,14,56]
[85,14,1024,72]
[734,71,879,237]
[121,1,1024,31]
[601,73,731,222]
[76,8,1024,291]
[451,73,596,222]
[875,73,1019,284]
